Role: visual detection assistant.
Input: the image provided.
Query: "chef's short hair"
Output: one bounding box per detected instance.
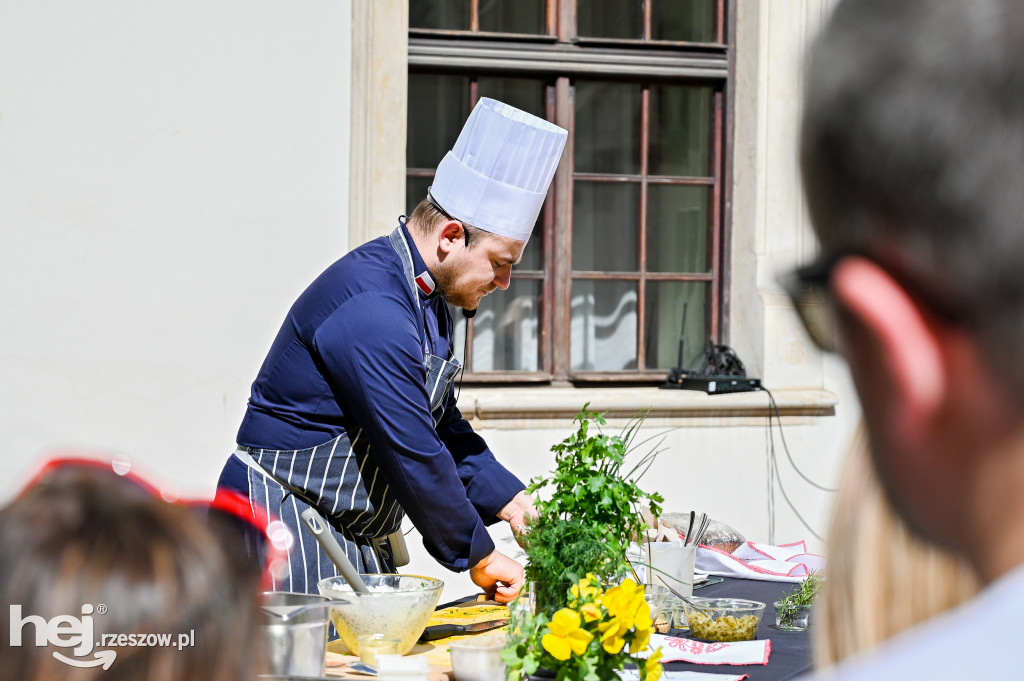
[409,198,487,248]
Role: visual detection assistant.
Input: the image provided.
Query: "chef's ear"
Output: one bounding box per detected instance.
[437,220,467,256]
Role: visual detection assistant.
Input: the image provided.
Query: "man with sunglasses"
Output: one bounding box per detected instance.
[217,99,566,601]
[793,0,1024,678]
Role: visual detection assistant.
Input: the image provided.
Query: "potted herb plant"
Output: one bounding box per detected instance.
[502,406,666,681]
[774,572,822,631]
[525,406,664,587]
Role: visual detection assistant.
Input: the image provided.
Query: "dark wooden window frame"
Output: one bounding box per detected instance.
[408,0,736,385]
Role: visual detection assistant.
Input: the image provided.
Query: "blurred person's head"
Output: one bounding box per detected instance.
[813,424,979,668]
[0,461,267,681]
[798,0,1024,580]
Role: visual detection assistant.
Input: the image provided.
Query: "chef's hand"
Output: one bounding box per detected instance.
[498,490,538,545]
[469,550,524,604]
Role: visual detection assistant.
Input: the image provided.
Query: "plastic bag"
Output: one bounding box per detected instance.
[659,512,746,554]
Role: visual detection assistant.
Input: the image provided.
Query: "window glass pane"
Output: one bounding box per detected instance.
[452,305,467,366]
[644,281,709,370]
[478,78,546,119]
[649,84,713,177]
[574,81,641,175]
[577,0,643,40]
[646,185,710,273]
[571,280,638,371]
[572,182,639,272]
[409,0,470,31]
[466,279,542,372]
[479,0,546,34]
[652,0,717,43]
[518,218,543,270]
[406,176,432,216]
[408,74,470,169]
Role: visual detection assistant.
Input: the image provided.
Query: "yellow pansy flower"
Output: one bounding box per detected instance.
[542,608,594,661]
[629,624,652,654]
[570,573,602,604]
[602,580,636,611]
[604,579,646,625]
[597,615,631,654]
[632,598,653,631]
[580,602,602,622]
[643,648,664,681]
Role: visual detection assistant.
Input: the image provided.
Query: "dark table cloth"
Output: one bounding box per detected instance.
[664,576,812,681]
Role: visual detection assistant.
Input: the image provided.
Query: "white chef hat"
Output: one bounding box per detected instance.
[429,98,568,242]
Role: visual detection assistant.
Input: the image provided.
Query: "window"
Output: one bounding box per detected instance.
[408,0,733,383]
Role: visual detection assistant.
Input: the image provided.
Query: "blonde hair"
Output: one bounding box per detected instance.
[813,424,979,668]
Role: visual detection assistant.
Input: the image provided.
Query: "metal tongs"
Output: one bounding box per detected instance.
[656,576,717,618]
[623,560,711,617]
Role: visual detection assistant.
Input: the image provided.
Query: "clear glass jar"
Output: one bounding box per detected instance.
[774,601,811,631]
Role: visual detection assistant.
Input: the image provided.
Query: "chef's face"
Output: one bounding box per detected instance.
[434,225,525,311]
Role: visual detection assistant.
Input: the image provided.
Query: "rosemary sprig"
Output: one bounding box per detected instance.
[777,571,822,628]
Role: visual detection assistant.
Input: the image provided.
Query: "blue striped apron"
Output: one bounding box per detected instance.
[239,224,462,594]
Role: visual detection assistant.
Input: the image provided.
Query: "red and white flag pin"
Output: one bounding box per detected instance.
[415,272,435,295]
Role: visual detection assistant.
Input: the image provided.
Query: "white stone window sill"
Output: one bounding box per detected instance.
[455,386,838,429]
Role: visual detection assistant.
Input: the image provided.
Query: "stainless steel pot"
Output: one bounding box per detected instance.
[261,592,333,677]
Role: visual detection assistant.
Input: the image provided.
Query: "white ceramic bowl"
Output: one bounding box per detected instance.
[317,574,443,655]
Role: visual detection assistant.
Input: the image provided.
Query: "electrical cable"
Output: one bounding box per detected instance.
[768,433,826,542]
[765,389,838,493]
[765,410,777,544]
[761,386,837,543]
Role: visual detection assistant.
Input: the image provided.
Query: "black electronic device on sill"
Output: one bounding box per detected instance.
[663,373,763,394]
[660,304,762,394]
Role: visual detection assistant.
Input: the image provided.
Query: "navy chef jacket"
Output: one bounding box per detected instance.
[221,221,525,571]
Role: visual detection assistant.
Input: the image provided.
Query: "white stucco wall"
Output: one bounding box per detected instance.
[0,1,353,496]
[404,379,859,601]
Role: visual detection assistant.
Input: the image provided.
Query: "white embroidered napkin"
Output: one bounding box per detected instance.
[696,541,825,583]
[618,671,749,681]
[636,634,771,666]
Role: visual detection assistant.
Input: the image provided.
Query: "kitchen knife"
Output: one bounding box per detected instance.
[418,618,509,642]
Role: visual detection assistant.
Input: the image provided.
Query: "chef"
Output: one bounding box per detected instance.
[217,98,567,603]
